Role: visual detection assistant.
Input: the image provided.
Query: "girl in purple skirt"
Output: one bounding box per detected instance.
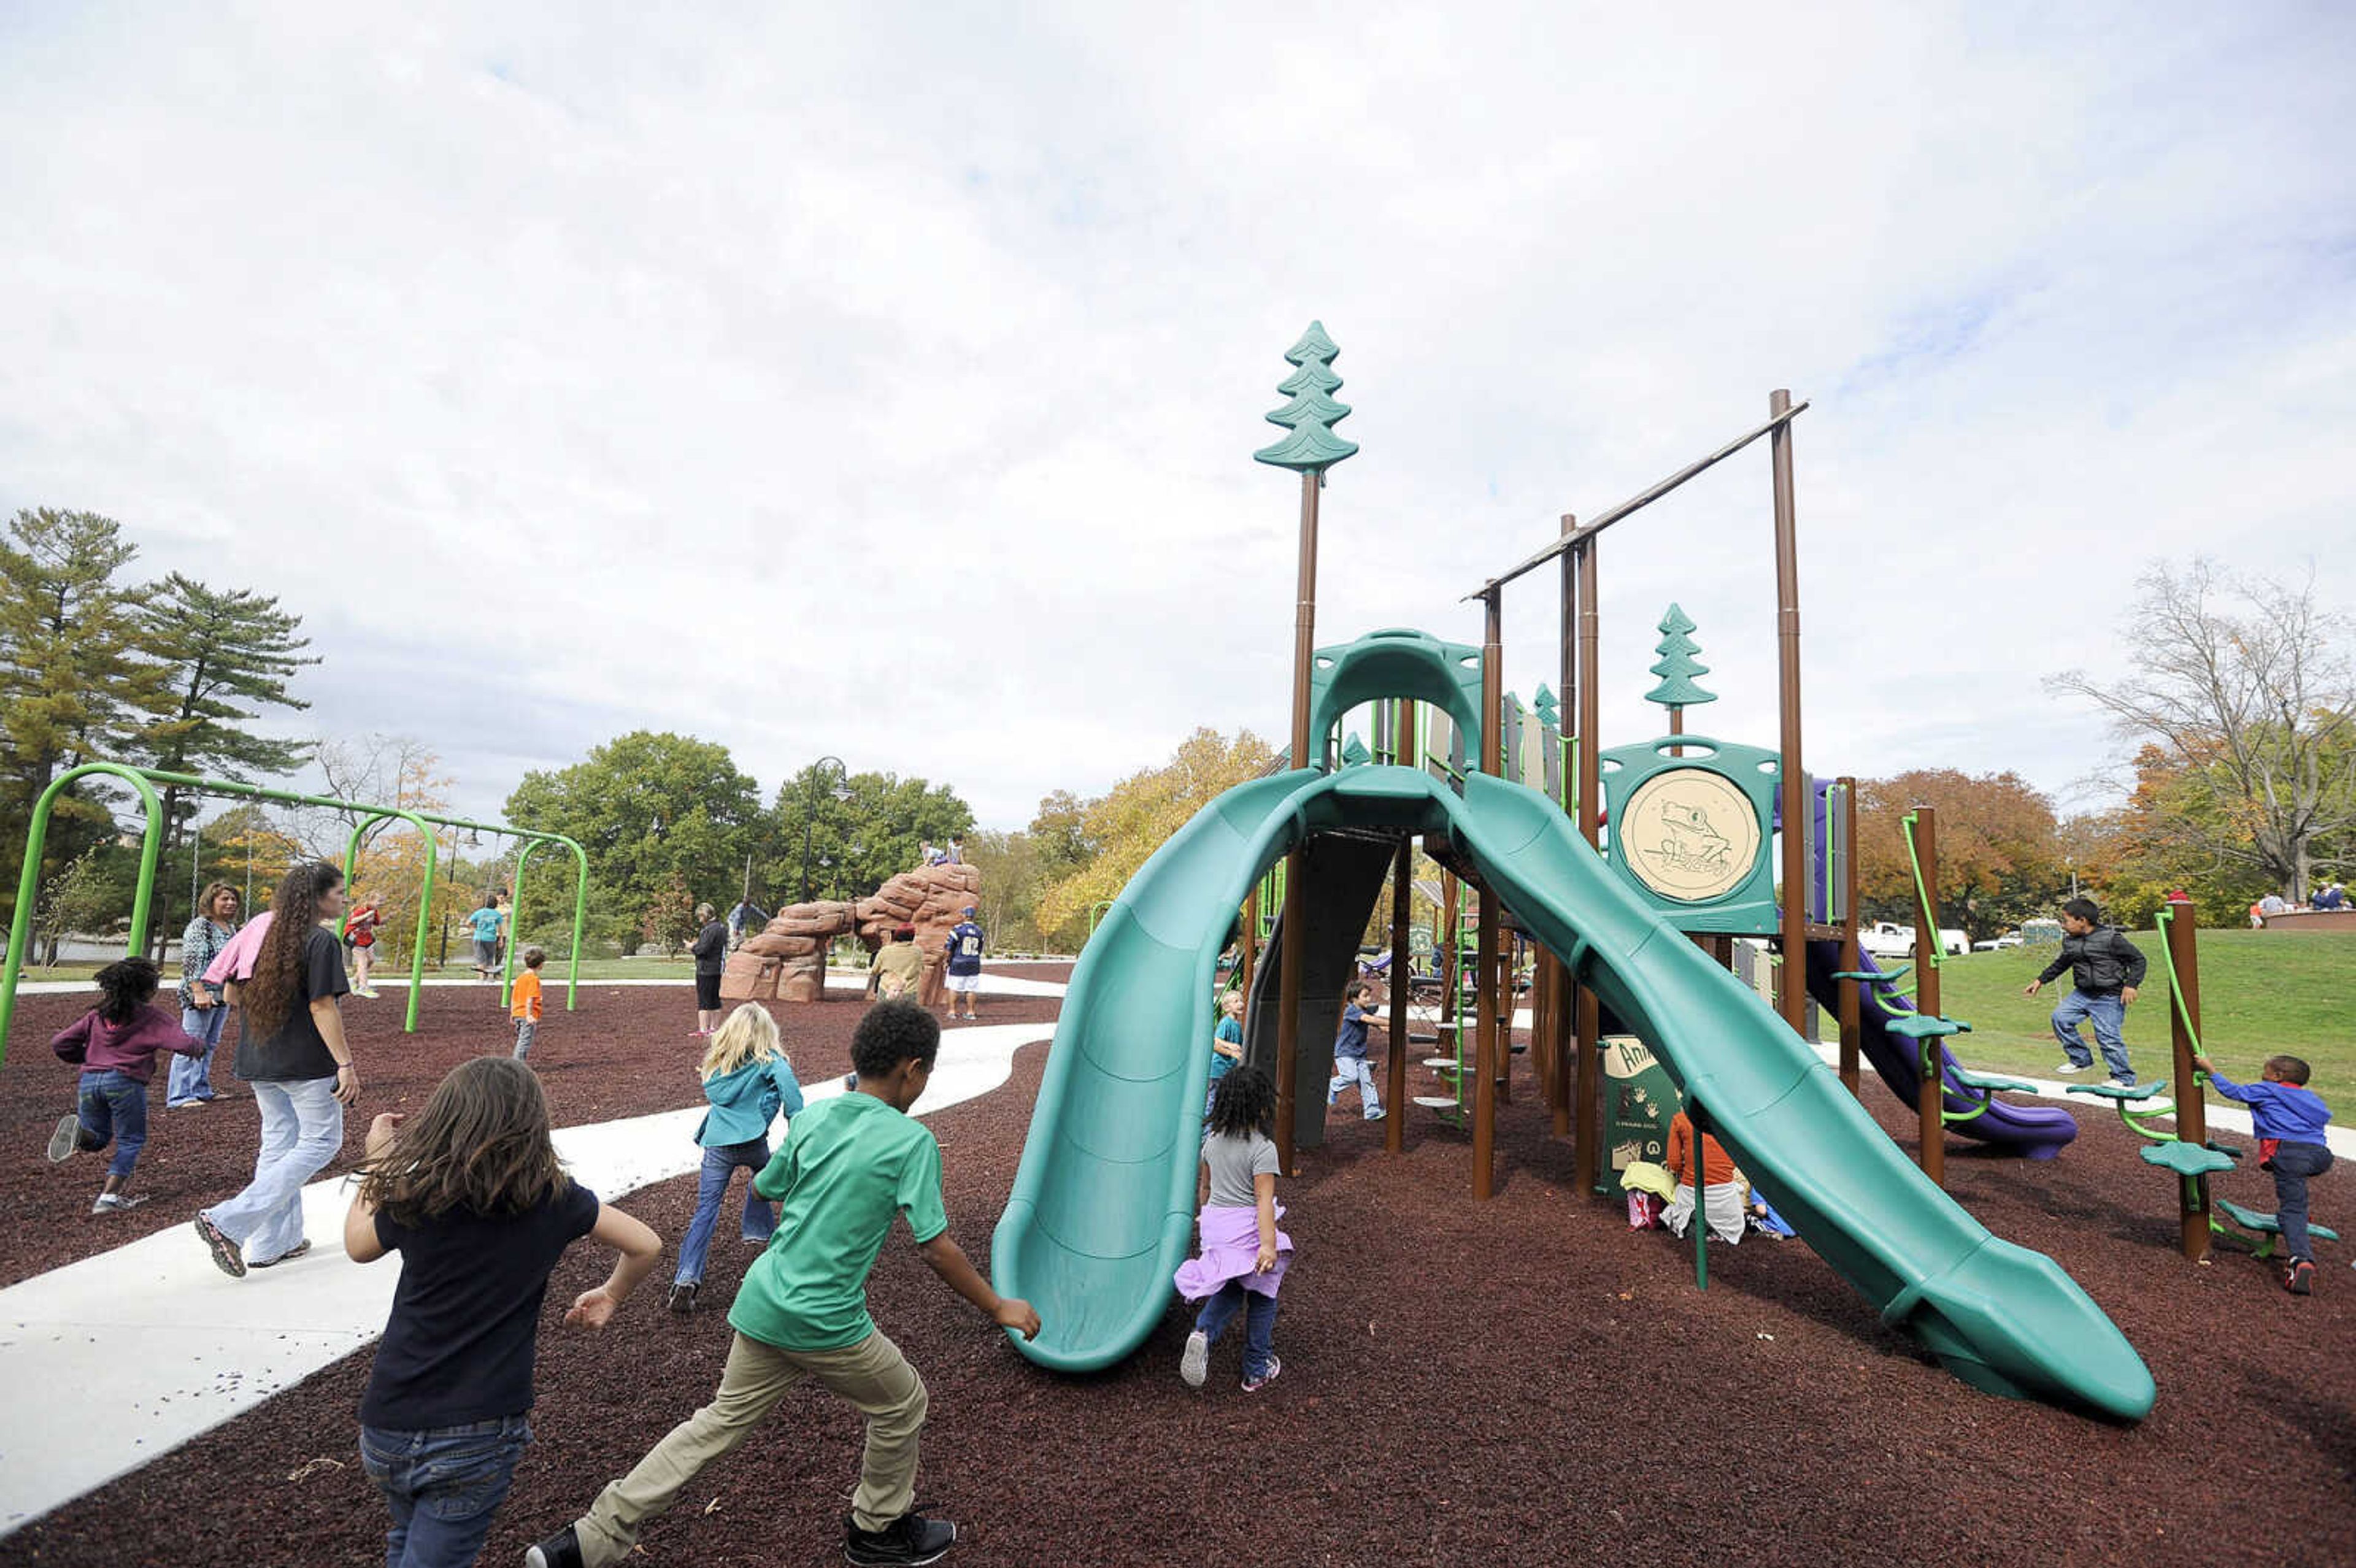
[1174,1066,1293,1393]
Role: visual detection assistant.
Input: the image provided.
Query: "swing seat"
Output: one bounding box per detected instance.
[2139,1142,2236,1177]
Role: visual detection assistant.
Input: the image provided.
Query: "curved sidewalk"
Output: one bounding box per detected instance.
[0,1021,1053,1537]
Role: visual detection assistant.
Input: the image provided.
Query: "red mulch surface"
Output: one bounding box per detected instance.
[0,982,1063,1289]
[9,1026,2354,1567]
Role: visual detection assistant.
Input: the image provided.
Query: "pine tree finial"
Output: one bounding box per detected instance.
[1254,320,1359,471]
[1642,601,1717,712]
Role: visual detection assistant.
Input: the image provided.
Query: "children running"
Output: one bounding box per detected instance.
[523,1001,1039,1568]
[2023,896,2146,1086]
[1175,1065,1292,1393]
[47,958,205,1213]
[668,1003,806,1316]
[511,947,547,1061]
[1661,1107,1746,1247]
[2195,1050,2335,1295]
[1325,980,1384,1121]
[345,1056,661,1568]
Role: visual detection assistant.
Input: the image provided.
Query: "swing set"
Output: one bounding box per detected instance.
[0,762,590,1065]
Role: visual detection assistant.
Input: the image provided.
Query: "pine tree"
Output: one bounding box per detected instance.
[1642,602,1717,721]
[1253,321,1360,471]
[1532,683,1560,733]
[134,574,320,946]
[0,509,175,920]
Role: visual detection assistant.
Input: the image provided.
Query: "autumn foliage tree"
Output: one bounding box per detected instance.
[1033,728,1276,937]
[1855,769,2065,940]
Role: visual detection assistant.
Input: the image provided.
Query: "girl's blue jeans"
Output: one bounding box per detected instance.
[674,1137,776,1285]
[358,1415,530,1568]
[167,1004,227,1105]
[77,1070,148,1179]
[1194,1280,1278,1380]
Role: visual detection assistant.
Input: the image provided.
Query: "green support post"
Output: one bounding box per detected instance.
[342,810,442,1035]
[0,763,167,1067]
[502,839,539,1007]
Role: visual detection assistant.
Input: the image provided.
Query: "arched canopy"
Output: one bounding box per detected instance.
[1304,628,1485,772]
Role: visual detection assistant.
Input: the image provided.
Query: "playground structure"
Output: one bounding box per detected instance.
[720,860,984,1005]
[991,326,2163,1421]
[0,762,589,1063]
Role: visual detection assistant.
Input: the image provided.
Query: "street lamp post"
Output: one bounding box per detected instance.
[800,756,850,903]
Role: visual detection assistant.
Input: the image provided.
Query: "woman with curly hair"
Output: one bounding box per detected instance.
[345,1056,660,1568]
[193,861,360,1277]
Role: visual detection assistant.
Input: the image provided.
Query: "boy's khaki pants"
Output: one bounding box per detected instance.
[574,1328,927,1564]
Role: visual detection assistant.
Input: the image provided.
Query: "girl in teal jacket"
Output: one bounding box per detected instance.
[669,1003,804,1313]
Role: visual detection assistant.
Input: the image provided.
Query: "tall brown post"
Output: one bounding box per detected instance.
[1571,535,1604,1194]
[1769,388,1810,1038]
[1473,589,1504,1198]
[2165,909,2212,1261]
[1835,777,1862,1097]
[1274,469,1320,1175]
[1386,832,1412,1156]
[1550,514,1577,1137]
[1912,807,1945,1188]
[1239,887,1259,1003]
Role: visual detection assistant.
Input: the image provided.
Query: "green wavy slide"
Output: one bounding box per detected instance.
[990,765,2155,1421]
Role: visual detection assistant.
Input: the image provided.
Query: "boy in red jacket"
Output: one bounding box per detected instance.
[48,958,204,1213]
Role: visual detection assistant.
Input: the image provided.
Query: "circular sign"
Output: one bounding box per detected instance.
[1617,767,1761,904]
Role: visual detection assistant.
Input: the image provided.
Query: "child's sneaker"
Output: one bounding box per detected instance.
[92,1191,150,1214]
[2051,1061,2088,1076]
[46,1114,82,1163]
[2285,1259,2315,1296]
[2107,1075,2138,1090]
[1365,1108,1387,1121]
[1242,1354,1282,1393]
[844,1509,956,1566]
[523,1524,585,1568]
[1180,1329,1209,1388]
[668,1280,699,1314]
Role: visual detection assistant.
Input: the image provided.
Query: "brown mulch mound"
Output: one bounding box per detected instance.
[0,982,1063,1288]
[9,1029,2352,1566]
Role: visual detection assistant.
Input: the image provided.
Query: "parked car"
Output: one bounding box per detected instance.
[1860,920,1969,959]
[1970,931,2024,952]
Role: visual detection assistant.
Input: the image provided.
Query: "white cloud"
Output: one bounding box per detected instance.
[2,1,2349,829]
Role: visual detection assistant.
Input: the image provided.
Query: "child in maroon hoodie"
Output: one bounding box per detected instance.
[48,958,204,1213]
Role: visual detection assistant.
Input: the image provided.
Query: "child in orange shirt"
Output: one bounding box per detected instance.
[512,947,546,1061]
[1662,1108,1746,1246]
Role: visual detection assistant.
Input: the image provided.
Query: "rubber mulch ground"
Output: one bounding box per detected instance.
[9,1024,2354,1566]
[0,981,1063,1289]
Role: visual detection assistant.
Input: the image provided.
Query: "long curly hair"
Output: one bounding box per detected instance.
[358,1056,569,1225]
[1207,1064,1276,1140]
[243,862,343,1038]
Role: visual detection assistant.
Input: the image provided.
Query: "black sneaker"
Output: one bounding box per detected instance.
[523,1524,584,1568]
[844,1510,956,1566]
[668,1280,699,1314]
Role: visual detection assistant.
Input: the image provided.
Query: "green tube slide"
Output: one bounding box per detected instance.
[989,765,2154,1421]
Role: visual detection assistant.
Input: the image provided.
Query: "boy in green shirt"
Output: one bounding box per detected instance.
[526,1002,1040,1568]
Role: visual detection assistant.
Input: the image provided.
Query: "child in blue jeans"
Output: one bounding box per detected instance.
[1176,1066,1293,1393]
[1325,981,1385,1121]
[669,1002,805,1315]
[345,1056,660,1568]
[2195,1050,2335,1296]
[47,958,204,1213]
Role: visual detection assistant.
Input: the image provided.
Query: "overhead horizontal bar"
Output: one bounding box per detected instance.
[1464,397,1810,600]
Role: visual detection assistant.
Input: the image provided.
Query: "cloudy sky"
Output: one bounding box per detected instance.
[4,2,2350,830]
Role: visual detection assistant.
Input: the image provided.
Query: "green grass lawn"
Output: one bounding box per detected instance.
[1868,928,2353,1102]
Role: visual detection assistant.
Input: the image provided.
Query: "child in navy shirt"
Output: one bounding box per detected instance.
[346,1056,660,1566]
[2195,1051,2334,1294]
[1325,981,1384,1121]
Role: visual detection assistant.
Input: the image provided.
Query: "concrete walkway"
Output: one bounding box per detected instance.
[0,1021,1055,1537]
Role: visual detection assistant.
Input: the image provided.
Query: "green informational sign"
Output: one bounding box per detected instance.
[1599,1033,1679,1188]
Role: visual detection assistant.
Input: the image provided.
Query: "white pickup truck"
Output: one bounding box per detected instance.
[1858,920,1969,959]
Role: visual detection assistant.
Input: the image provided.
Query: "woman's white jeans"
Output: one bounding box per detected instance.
[206,1075,344,1264]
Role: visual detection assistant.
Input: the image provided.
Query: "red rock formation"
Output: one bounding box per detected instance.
[720,862,981,1005]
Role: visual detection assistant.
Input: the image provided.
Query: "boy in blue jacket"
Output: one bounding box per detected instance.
[2195,1051,2334,1294]
[669,1003,805,1314]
